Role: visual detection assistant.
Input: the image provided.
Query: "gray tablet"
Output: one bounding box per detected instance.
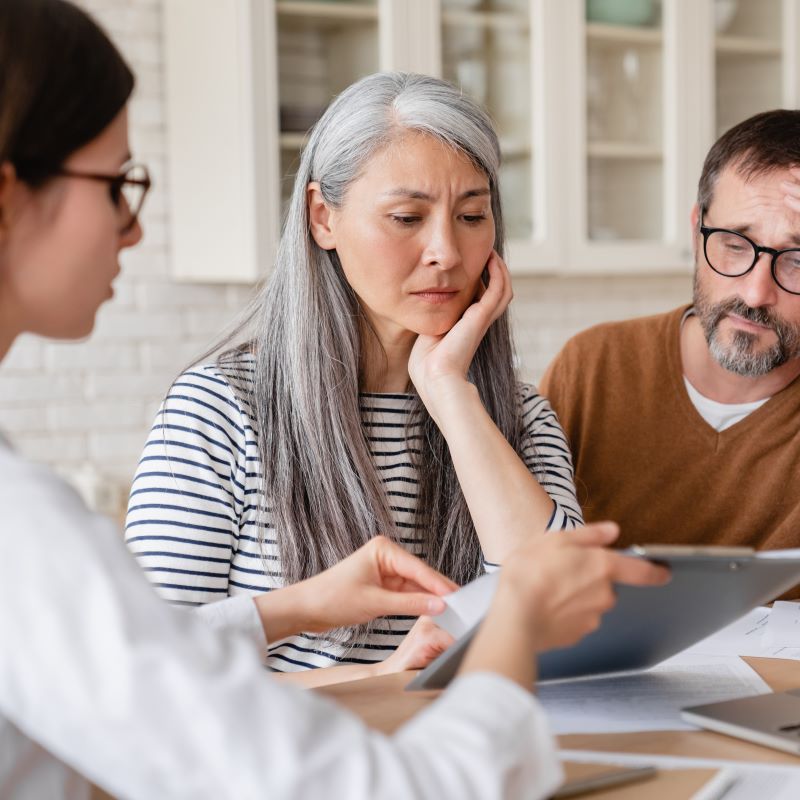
[682,689,800,755]
[407,548,800,691]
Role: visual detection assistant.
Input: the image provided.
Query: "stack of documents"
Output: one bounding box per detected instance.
[558,750,800,800]
[538,653,770,735]
[679,604,800,660]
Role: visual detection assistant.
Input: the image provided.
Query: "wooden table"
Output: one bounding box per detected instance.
[316,657,800,798]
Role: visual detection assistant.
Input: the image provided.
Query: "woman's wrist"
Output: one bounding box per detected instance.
[418,377,481,431]
[253,580,318,643]
[460,597,539,690]
[369,657,391,678]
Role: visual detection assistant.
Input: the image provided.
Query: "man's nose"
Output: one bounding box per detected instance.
[737,251,779,309]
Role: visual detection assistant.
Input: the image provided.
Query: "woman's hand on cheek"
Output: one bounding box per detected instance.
[408,251,512,416]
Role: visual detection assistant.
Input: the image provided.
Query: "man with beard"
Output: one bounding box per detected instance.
[540,109,800,563]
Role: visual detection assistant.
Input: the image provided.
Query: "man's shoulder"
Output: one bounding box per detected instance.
[541,305,687,399]
[561,306,687,358]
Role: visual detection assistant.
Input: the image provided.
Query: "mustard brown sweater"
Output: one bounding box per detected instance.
[540,306,800,556]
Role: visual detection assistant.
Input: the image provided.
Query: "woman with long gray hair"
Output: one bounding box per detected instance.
[126,72,583,684]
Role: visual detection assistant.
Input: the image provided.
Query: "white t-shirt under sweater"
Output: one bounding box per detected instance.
[683,377,769,432]
[680,308,771,432]
[125,351,583,672]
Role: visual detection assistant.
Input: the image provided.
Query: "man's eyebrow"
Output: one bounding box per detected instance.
[380,187,491,201]
[714,221,800,247]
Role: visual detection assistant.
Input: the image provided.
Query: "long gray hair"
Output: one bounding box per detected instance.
[223,72,523,606]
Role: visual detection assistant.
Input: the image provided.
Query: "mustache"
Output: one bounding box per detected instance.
[708,297,779,330]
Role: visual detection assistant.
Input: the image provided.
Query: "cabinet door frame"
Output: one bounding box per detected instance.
[162,0,281,283]
[505,0,567,273]
[559,0,694,275]
[162,0,800,283]
[425,0,566,274]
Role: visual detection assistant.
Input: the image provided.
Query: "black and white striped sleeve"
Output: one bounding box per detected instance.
[519,383,583,531]
[125,365,249,606]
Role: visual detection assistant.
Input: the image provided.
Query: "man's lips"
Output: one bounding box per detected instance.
[725,312,773,332]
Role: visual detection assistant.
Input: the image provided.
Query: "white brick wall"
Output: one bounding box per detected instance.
[0,0,694,516]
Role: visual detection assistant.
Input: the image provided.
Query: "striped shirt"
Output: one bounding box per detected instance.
[125,352,582,672]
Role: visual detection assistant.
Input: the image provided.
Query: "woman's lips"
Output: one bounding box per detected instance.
[411,290,459,305]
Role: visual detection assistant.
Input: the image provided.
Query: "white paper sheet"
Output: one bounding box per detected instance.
[435,572,497,638]
[676,607,800,661]
[538,654,770,734]
[764,602,800,647]
[558,750,800,800]
[757,549,800,560]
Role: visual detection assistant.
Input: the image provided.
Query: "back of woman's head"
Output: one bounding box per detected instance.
[0,0,134,185]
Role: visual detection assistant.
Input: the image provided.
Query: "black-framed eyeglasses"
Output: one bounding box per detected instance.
[699,211,800,296]
[53,162,151,234]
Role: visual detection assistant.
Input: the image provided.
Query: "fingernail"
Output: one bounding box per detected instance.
[427,597,446,615]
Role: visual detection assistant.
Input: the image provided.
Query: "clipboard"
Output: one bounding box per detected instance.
[407,547,800,691]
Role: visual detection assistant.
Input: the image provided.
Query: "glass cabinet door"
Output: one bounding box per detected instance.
[441,0,534,243]
[584,1,664,243]
[713,0,784,137]
[276,1,379,215]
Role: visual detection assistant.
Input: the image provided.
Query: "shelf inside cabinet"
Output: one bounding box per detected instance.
[587,141,662,160]
[276,1,378,23]
[585,22,662,47]
[441,9,529,32]
[715,35,782,57]
[280,132,309,150]
[498,135,531,159]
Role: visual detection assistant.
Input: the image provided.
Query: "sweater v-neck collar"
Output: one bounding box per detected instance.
[667,304,800,443]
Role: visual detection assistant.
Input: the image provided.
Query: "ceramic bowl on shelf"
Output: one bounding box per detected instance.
[442,0,483,9]
[586,0,655,26]
[714,0,739,33]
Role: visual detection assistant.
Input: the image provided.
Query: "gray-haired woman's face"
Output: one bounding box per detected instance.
[307,131,495,346]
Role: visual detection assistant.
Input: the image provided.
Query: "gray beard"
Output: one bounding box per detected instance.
[707,327,788,377]
[693,271,800,377]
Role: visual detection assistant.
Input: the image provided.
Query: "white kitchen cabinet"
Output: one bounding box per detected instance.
[162,0,800,282]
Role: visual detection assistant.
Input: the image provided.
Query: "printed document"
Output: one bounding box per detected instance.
[538,654,770,734]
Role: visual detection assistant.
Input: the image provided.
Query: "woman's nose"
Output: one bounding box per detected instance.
[421,219,461,270]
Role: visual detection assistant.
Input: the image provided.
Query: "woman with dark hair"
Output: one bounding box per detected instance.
[126,72,584,683]
[0,1,669,798]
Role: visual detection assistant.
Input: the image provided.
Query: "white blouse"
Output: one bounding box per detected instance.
[0,435,562,800]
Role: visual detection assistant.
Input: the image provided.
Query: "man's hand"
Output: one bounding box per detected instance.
[781,167,800,213]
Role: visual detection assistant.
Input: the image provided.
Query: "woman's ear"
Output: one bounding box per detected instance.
[307,181,337,250]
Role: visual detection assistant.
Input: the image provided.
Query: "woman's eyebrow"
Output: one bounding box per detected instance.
[380,187,490,201]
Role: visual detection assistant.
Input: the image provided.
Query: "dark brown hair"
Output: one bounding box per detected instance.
[697,109,800,212]
[0,0,134,186]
